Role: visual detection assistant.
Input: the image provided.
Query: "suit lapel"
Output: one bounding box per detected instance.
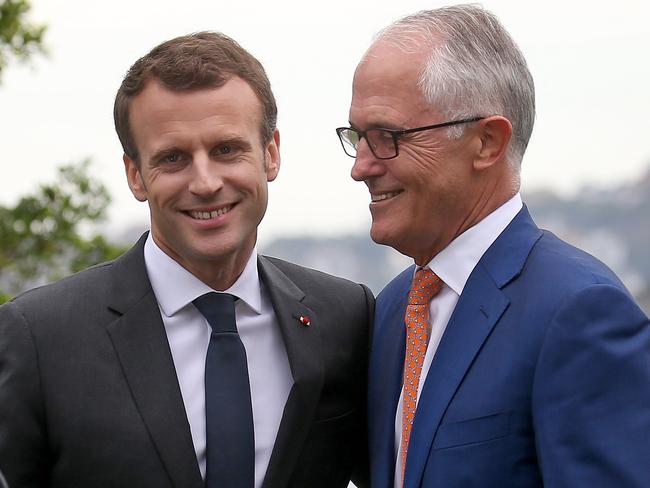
[105,235,203,488]
[404,206,543,488]
[404,265,509,488]
[257,257,325,488]
[369,267,413,488]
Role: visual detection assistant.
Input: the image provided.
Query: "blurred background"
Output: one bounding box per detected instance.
[1,0,648,313]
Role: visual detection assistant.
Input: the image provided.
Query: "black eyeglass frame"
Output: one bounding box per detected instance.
[335,116,485,160]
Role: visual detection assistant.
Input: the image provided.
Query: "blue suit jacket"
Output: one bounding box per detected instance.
[368,206,650,487]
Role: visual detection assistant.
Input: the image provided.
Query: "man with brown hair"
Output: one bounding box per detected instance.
[0,32,372,488]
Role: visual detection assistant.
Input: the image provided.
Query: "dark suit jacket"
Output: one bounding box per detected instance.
[0,235,373,488]
[369,206,650,487]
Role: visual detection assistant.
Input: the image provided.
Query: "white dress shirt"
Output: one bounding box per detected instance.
[393,194,523,487]
[144,235,293,488]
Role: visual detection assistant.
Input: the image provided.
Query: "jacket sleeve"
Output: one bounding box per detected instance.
[351,283,375,488]
[532,284,650,487]
[0,301,49,487]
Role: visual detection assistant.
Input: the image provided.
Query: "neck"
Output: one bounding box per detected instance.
[152,234,255,291]
[412,182,517,267]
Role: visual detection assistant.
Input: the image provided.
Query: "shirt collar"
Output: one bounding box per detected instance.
[424,193,523,296]
[143,233,263,317]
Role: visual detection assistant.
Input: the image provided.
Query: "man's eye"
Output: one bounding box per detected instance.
[375,130,394,141]
[215,144,241,157]
[368,129,394,148]
[161,153,181,163]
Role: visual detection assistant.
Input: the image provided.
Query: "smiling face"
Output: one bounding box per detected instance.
[124,77,279,288]
[349,41,483,265]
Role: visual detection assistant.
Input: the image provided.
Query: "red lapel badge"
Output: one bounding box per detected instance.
[299,315,311,326]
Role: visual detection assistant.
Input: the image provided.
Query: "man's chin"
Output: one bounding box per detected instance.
[370,224,416,260]
[369,224,395,248]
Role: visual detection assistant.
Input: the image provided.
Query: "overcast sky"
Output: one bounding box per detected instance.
[1,0,648,244]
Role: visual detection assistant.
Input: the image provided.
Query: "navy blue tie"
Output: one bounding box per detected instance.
[194,292,255,488]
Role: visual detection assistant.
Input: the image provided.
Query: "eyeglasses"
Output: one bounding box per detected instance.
[335,116,485,160]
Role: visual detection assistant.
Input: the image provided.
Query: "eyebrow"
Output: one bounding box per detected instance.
[215,135,253,151]
[348,120,403,131]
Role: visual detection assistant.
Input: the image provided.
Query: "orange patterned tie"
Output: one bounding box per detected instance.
[401,267,442,479]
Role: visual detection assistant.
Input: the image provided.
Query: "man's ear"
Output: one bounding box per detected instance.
[265,129,281,182]
[474,116,512,171]
[123,154,147,202]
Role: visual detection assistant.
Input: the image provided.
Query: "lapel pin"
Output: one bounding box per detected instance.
[299,315,311,327]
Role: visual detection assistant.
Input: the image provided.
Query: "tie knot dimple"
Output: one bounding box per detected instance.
[408,267,442,305]
[193,292,237,333]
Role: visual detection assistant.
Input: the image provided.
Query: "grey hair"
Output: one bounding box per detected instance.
[376,4,535,167]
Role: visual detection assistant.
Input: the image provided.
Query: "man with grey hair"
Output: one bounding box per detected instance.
[336,4,650,487]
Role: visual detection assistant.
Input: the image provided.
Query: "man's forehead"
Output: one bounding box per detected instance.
[349,41,436,127]
[352,43,422,96]
[354,40,424,89]
[127,76,264,152]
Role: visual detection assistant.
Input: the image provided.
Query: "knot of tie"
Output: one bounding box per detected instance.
[408,267,442,305]
[193,292,237,334]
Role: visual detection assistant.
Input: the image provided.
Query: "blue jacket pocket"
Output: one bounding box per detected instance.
[433,411,511,449]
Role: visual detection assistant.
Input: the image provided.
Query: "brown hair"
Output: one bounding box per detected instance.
[114,31,277,162]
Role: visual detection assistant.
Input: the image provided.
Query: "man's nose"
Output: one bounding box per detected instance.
[188,156,224,195]
[350,139,385,182]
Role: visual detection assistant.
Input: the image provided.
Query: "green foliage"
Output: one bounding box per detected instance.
[0,0,46,79]
[0,3,111,303]
[0,161,127,303]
